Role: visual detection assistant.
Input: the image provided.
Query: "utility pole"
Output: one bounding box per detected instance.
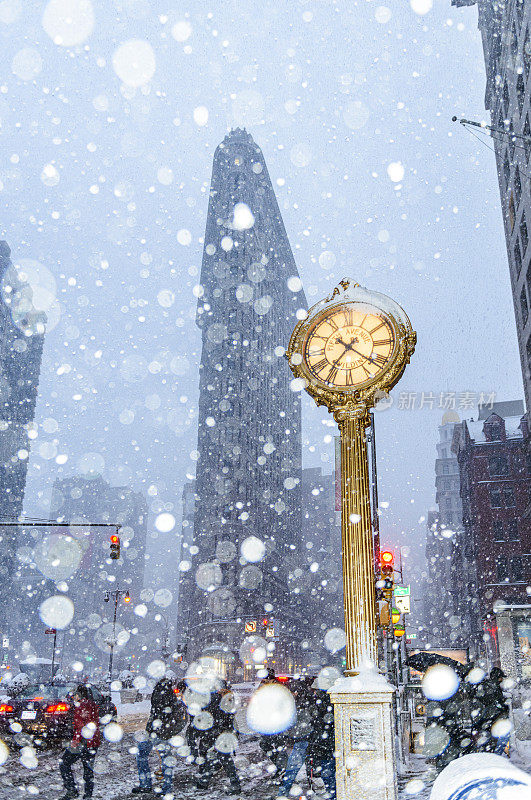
[104,589,130,682]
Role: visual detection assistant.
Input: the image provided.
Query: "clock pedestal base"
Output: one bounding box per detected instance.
[329,673,397,800]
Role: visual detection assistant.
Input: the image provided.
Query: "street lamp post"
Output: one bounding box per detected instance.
[287,279,416,800]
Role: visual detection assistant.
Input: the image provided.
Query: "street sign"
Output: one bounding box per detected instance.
[45,628,57,634]
[394,585,410,597]
[406,633,417,640]
[244,621,256,633]
[2,637,8,648]
[395,595,411,614]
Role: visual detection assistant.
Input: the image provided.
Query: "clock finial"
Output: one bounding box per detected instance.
[325,278,360,303]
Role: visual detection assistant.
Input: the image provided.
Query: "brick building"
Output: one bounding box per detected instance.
[452,400,531,664]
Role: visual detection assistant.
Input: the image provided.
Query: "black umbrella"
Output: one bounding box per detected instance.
[406,651,469,677]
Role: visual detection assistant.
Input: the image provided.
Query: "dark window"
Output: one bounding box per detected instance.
[517,72,525,115]
[504,152,511,187]
[515,168,522,204]
[503,81,510,117]
[517,0,524,24]
[525,115,531,161]
[522,287,529,325]
[521,213,529,252]
[508,519,520,540]
[503,487,515,506]
[488,456,509,476]
[490,487,503,507]
[525,29,531,80]
[515,240,523,275]
[526,452,531,473]
[497,557,509,581]
[527,337,531,380]
[443,464,449,475]
[511,556,523,581]
[510,191,516,231]
[493,520,505,541]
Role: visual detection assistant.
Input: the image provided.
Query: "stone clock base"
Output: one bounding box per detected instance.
[329,672,397,800]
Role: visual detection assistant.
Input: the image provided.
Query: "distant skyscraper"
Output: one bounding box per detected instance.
[423,412,473,648]
[0,241,44,647]
[182,129,310,678]
[453,0,531,411]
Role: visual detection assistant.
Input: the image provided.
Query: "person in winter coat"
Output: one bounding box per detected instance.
[133,676,188,795]
[279,677,315,798]
[306,688,336,800]
[472,667,510,755]
[188,682,241,794]
[58,684,101,800]
[258,670,290,779]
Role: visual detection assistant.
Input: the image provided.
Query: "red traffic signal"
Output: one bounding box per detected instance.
[110,535,120,560]
[381,550,394,566]
[123,591,131,603]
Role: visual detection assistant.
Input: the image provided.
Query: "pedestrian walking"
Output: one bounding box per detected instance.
[278,677,314,798]
[132,676,188,796]
[188,681,241,794]
[473,667,510,755]
[58,684,101,800]
[258,669,290,779]
[306,687,336,800]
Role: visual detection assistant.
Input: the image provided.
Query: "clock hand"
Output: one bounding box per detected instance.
[350,347,379,367]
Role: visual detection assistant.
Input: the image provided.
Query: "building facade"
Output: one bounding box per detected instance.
[423,412,478,649]
[452,400,531,662]
[11,476,148,673]
[453,0,531,411]
[182,129,313,678]
[0,241,45,657]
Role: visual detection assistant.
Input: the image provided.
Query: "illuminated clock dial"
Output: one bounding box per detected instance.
[303,304,395,389]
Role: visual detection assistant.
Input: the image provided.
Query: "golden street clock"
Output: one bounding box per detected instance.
[287,279,416,413]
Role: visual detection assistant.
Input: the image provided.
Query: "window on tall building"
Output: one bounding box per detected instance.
[525,114,531,161]
[515,167,522,203]
[508,519,520,540]
[517,0,524,24]
[521,213,529,253]
[443,464,449,475]
[521,286,529,325]
[489,487,503,507]
[488,456,509,476]
[525,29,531,81]
[515,239,523,275]
[511,556,523,581]
[509,190,516,231]
[492,520,505,541]
[503,486,515,506]
[497,557,509,581]
[517,72,525,116]
[503,81,510,117]
[504,152,511,187]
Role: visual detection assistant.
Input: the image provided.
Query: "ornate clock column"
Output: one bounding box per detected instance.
[335,405,377,674]
[287,279,416,800]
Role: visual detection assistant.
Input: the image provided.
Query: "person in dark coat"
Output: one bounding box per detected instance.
[306,688,336,800]
[58,684,101,800]
[133,677,188,795]
[472,667,510,755]
[188,683,241,794]
[279,677,315,797]
[257,670,290,779]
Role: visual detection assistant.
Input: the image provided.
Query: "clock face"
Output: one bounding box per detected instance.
[303,304,395,389]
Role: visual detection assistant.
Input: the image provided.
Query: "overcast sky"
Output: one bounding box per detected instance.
[0,0,523,600]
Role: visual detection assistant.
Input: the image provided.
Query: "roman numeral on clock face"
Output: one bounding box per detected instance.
[312,358,328,373]
[326,366,338,384]
[372,338,391,347]
[374,354,387,366]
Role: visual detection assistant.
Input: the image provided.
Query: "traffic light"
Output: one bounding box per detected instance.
[110,534,120,560]
[124,591,131,604]
[380,550,394,600]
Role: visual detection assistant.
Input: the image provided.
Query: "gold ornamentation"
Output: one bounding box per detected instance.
[287,280,416,675]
